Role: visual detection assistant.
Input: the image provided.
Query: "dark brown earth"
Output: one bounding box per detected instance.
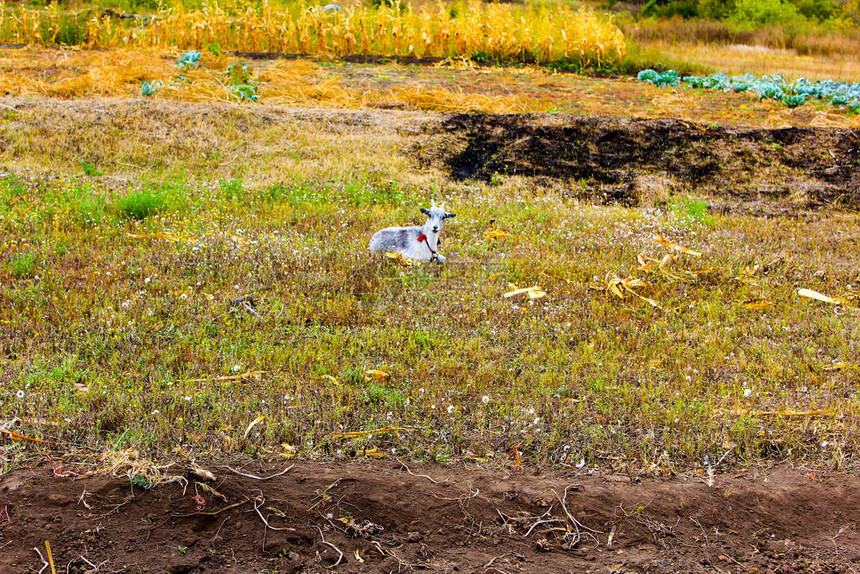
[2,97,858,213]
[414,114,860,211]
[2,460,860,573]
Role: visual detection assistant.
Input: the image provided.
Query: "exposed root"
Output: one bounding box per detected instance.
[224,464,294,481]
[313,525,344,569]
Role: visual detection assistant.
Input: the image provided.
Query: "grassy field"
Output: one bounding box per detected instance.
[1,0,859,475]
[1,100,858,474]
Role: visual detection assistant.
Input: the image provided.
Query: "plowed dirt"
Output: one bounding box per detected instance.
[2,461,859,573]
[414,114,860,210]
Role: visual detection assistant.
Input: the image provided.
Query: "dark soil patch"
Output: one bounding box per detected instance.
[2,96,858,214]
[2,461,859,572]
[414,114,860,211]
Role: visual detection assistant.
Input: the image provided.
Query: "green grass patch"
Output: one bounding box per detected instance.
[114,182,187,220]
[115,190,168,220]
[80,161,104,176]
[5,252,38,277]
[670,195,716,225]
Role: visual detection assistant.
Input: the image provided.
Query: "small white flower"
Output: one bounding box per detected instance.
[144,277,152,284]
[232,365,241,372]
[180,293,188,300]
[743,388,752,398]
[16,390,25,399]
[447,405,455,414]
[482,395,490,404]
[184,396,192,401]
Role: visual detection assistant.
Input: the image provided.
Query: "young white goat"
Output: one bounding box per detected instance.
[369,204,455,263]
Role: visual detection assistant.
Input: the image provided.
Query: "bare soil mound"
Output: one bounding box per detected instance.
[414,114,860,211]
[2,461,859,573]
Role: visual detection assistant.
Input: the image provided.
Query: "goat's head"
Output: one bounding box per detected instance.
[420,203,455,235]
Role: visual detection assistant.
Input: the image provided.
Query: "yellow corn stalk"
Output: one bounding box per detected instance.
[604,273,660,308]
[0,1,626,69]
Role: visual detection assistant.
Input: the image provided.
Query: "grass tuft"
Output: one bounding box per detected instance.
[5,252,38,277]
[115,189,169,220]
[81,161,104,176]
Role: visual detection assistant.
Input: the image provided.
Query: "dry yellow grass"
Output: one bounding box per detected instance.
[4,46,860,128]
[0,48,163,98]
[638,39,860,82]
[623,15,860,59]
[0,47,539,112]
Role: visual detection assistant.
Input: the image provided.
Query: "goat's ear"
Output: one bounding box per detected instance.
[420,208,431,216]
[444,212,456,219]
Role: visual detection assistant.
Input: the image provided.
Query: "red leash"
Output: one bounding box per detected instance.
[417,233,439,261]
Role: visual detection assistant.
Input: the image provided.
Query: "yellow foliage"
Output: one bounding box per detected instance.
[0,1,626,69]
[653,232,702,257]
[484,221,512,240]
[797,288,844,305]
[504,283,546,299]
[364,369,390,383]
[742,298,770,310]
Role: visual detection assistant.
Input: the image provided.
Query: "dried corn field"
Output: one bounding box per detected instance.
[0,0,626,69]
